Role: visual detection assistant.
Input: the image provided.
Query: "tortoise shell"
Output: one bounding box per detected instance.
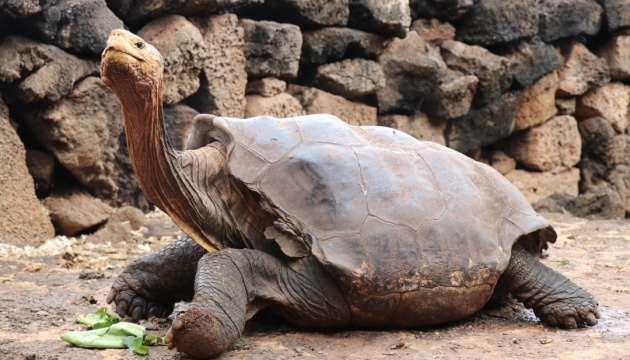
[196,114,556,326]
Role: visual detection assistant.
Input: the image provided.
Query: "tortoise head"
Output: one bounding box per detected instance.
[100,29,163,99]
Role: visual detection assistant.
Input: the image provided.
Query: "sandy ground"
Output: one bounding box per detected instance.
[0,211,628,360]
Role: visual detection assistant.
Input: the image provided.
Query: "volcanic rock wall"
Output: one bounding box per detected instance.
[1,0,629,246]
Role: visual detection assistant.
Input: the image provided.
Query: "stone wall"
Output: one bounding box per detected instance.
[1,0,629,245]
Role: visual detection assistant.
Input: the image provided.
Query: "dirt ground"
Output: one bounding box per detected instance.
[0,211,628,360]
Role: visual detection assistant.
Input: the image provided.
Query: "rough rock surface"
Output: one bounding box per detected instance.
[313,59,385,98]
[301,28,384,66]
[138,15,207,105]
[288,85,377,126]
[376,31,447,113]
[241,19,302,79]
[163,104,199,151]
[0,98,55,247]
[246,78,286,97]
[410,0,474,21]
[43,191,113,236]
[505,115,582,173]
[0,0,54,18]
[378,113,446,145]
[556,97,576,115]
[245,93,305,118]
[25,149,55,197]
[598,35,630,81]
[243,0,349,27]
[423,69,478,119]
[0,36,98,103]
[505,168,580,204]
[576,82,630,133]
[446,91,521,154]
[486,150,516,175]
[579,117,630,168]
[598,0,630,31]
[538,0,603,43]
[21,77,122,202]
[556,43,610,97]
[456,0,539,46]
[513,71,559,131]
[533,188,625,220]
[348,0,411,38]
[87,205,145,243]
[499,37,562,88]
[25,0,124,56]
[440,40,511,106]
[107,0,262,25]
[190,14,246,117]
[411,19,456,46]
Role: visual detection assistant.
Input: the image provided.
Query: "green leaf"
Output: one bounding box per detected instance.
[61,322,147,349]
[143,335,166,346]
[124,336,150,356]
[76,307,119,329]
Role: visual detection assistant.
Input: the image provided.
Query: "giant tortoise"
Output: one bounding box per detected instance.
[100,29,599,358]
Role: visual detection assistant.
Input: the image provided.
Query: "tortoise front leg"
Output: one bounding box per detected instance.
[495,244,600,329]
[164,249,350,359]
[107,236,207,321]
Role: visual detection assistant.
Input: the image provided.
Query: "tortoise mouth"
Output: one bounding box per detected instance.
[102,47,144,64]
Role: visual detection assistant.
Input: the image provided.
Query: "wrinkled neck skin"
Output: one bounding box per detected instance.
[114,75,242,252]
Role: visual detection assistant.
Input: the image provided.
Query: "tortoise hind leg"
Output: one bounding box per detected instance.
[495,244,600,329]
[164,249,350,359]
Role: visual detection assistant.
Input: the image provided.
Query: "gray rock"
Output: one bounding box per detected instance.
[107,0,262,25]
[579,117,630,168]
[446,91,522,154]
[409,0,474,21]
[598,0,630,31]
[456,0,539,46]
[498,37,562,88]
[534,189,625,220]
[440,40,511,106]
[43,190,113,236]
[422,69,478,119]
[26,0,124,56]
[348,0,411,38]
[301,27,385,66]
[313,59,385,98]
[0,0,54,18]
[376,31,447,114]
[163,104,199,151]
[241,0,348,27]
[0,36,98,103]
[0,97,55,246]
[241,19,302,79]
[539,0,603,43]
[138,15,207,105]
[190,14,246,117]
[21,77,123,202]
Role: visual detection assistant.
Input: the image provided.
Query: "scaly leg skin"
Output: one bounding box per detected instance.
[164,248,351,359]
[107,236,207,321]
[496,244,600,329]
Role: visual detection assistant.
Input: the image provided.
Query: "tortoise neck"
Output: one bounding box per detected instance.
[120,81,204,241]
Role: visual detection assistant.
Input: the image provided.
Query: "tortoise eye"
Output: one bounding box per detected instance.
[134,41,144,49]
